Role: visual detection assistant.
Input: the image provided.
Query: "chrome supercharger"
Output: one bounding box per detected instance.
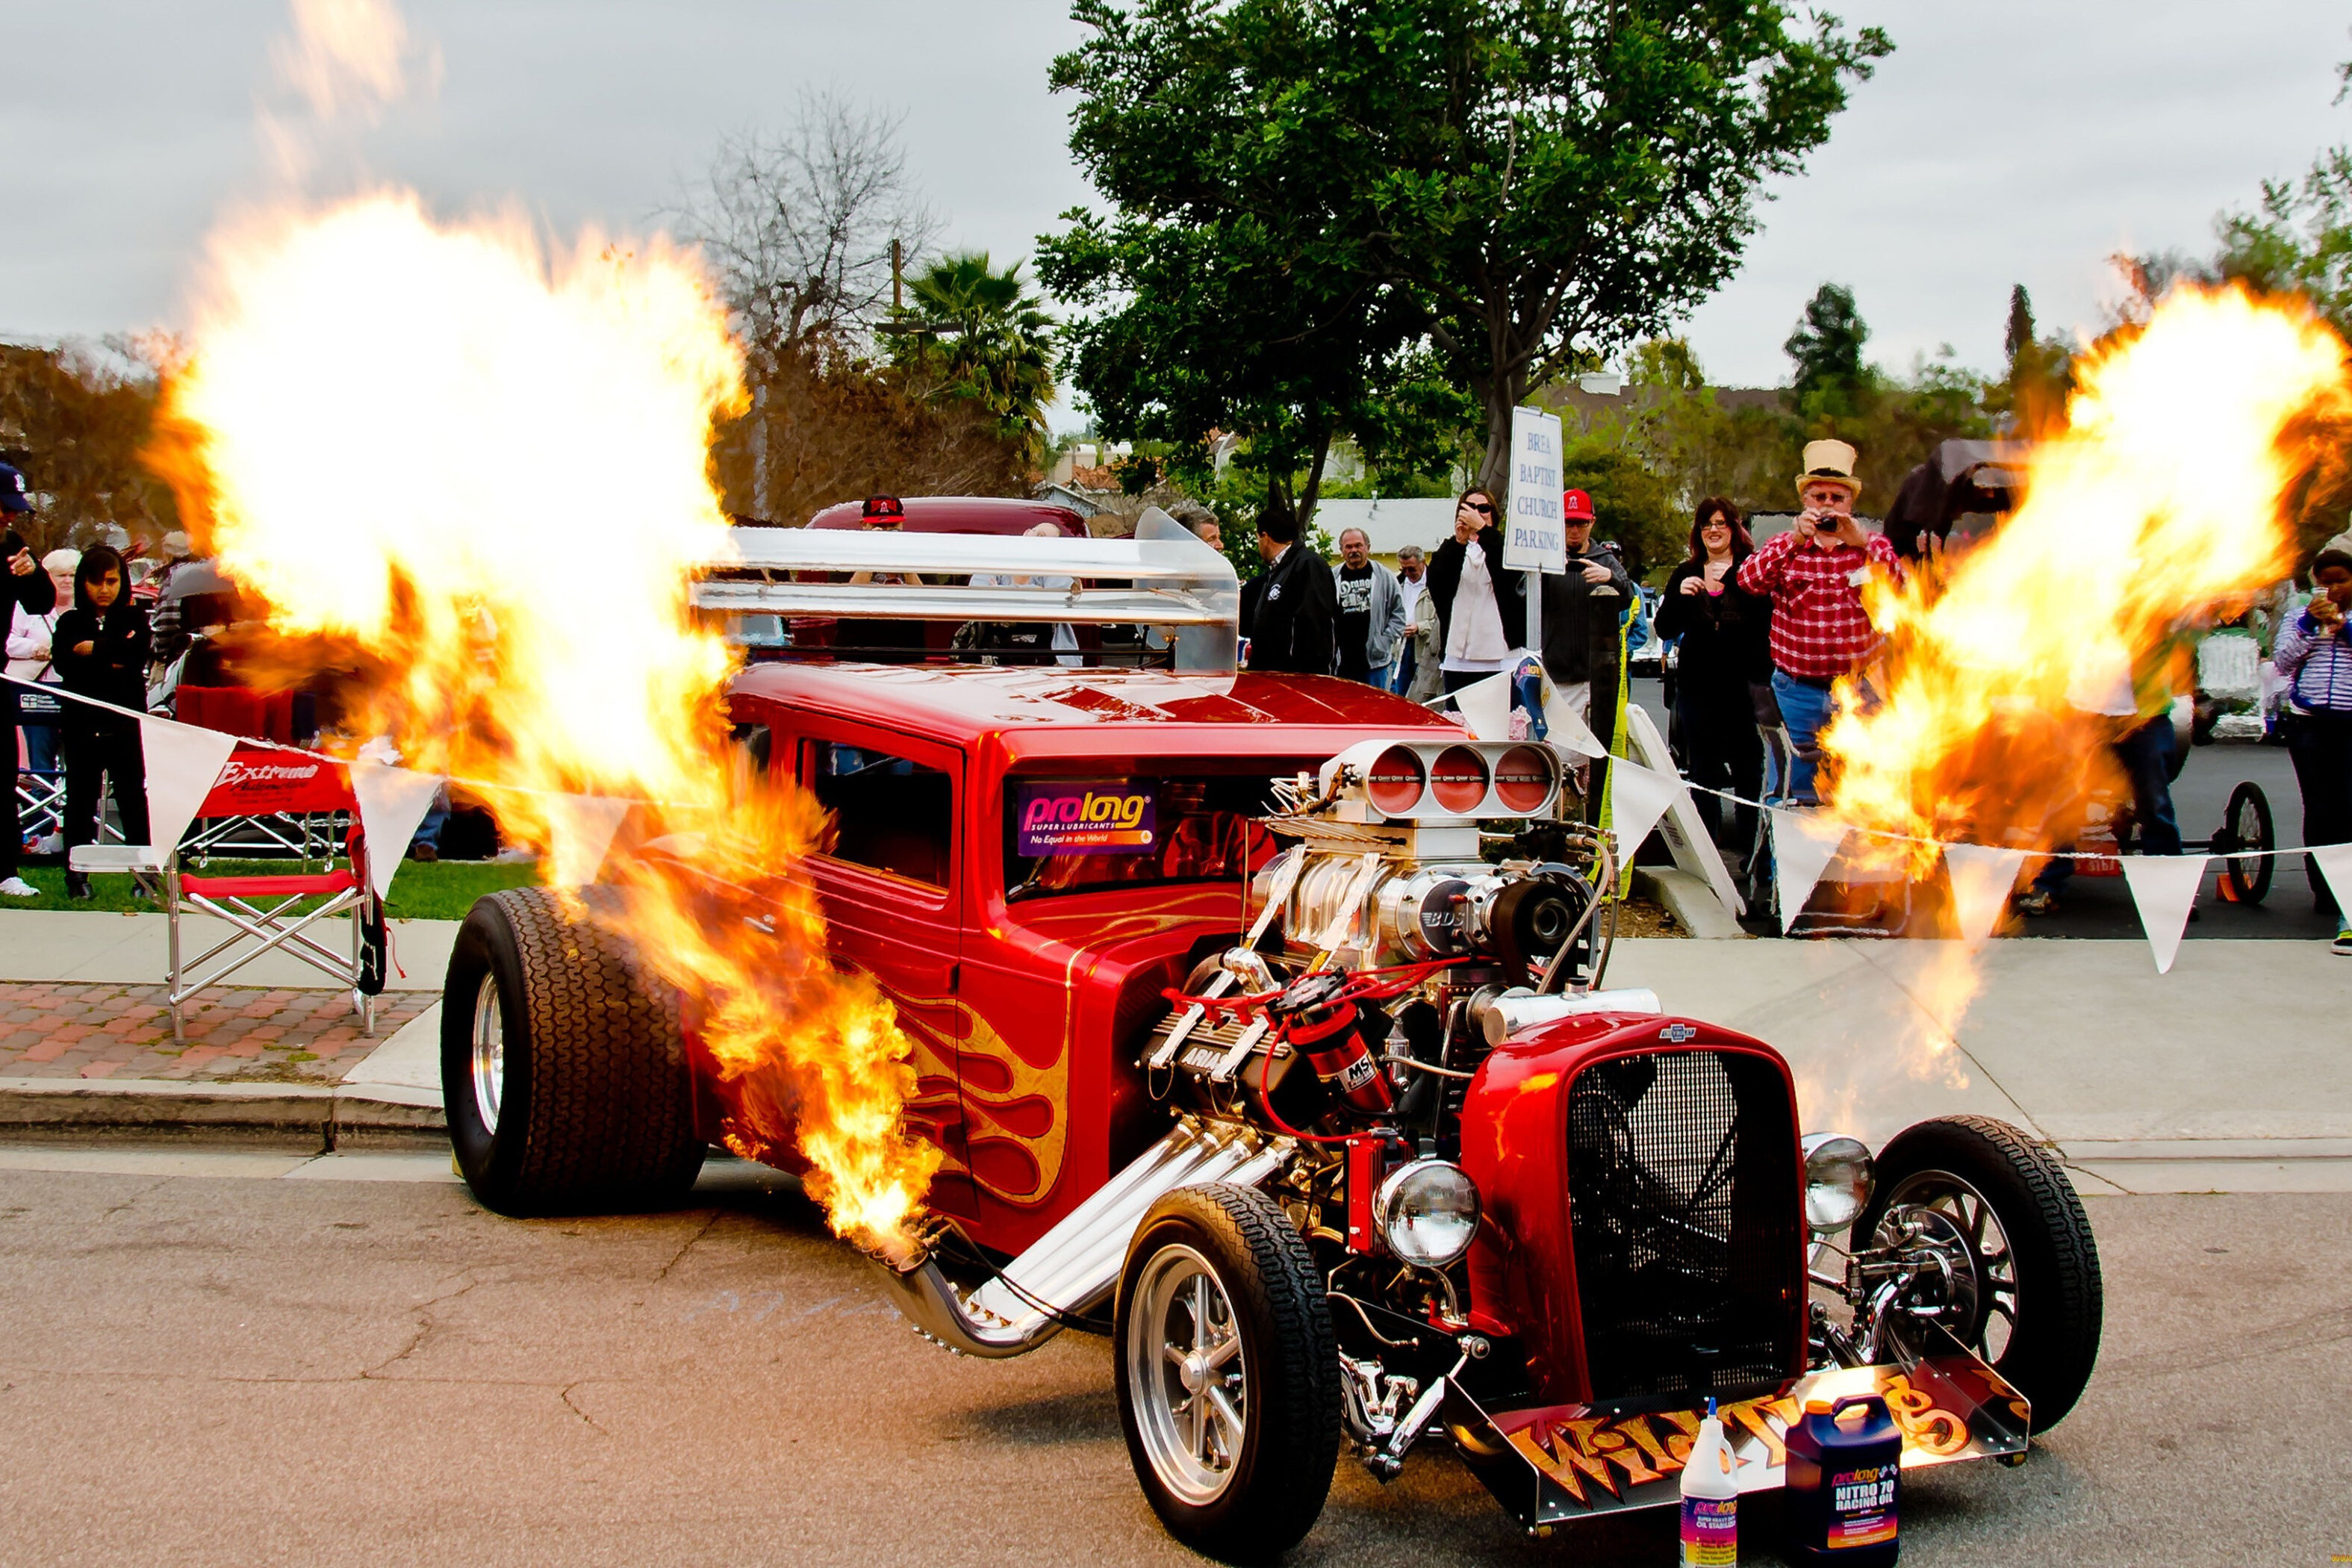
[877,735,1632,1365]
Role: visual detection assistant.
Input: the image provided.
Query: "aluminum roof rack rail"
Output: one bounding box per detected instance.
[691,506,1239,674]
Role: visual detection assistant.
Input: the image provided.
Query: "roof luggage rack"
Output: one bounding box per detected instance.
[692,506,1239,674]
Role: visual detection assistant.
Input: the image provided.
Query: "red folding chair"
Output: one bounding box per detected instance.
[73,745,387,1043]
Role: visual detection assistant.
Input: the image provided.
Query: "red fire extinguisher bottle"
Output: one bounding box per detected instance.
[1271,974,1394,1115]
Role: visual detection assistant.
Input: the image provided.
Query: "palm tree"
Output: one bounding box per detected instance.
[890,252,1057,464]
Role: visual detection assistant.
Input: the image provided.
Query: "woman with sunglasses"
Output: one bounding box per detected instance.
[1425,487,1525,694]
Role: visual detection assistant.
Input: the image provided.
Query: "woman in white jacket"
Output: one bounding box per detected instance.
[7,549,76,780]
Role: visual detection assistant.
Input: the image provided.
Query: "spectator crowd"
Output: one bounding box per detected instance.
[10,453,2351,953]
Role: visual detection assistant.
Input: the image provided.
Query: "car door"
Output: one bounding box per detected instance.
[791,721,978,1218]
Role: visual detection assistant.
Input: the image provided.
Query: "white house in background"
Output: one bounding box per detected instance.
[1312,497,1457,562]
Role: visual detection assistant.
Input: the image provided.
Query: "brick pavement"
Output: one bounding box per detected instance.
[0,983,433,1084]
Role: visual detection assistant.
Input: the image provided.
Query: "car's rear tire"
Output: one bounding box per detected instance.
[1115,1183,1339,1564]
[442,887,705,1215]
[1855,1115,2103,1432]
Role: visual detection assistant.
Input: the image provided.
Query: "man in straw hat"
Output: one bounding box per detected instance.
[1735,438,1900,805]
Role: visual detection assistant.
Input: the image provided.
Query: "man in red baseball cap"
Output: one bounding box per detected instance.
[1537,487,1634,737]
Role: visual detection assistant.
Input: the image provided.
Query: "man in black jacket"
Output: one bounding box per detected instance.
[1,463,57,898]
[1244,502,1337,676]
[1538,488,1635,718]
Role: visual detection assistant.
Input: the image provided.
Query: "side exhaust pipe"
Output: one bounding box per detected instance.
[874,1116,1294,1359]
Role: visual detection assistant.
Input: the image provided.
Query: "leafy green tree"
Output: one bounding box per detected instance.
[1043,0,1890,500]
[2210,146,2352,339]
[1,340,181,555]
[888,252,1058,465]
[1042,195,1449,525]
[1986,283,2071,435]
[1785,283,1870,413]
[1560,438,1681,581]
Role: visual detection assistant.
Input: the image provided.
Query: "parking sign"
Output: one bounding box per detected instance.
[1504,405,1567,575]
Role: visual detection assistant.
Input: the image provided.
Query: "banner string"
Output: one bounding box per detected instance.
[1606,747,2309,862]
[4,672,673,809]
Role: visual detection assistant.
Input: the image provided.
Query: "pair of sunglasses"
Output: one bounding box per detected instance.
[1463,500,1495,515]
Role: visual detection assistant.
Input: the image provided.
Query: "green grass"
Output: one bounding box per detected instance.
[2,857,544,921]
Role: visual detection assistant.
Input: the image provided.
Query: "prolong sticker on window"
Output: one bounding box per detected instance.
[1016,780,1156,856]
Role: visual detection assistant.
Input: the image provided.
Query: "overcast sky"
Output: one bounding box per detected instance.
[4,0,2348,415]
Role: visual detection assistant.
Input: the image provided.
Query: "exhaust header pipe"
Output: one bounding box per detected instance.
[872,1116,1294,1359]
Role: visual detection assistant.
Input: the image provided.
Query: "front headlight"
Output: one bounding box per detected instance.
[1802,1133,1874,1233]
[1376,1157,1480,1267]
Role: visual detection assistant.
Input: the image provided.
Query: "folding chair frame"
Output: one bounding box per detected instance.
[164,862,380,1045]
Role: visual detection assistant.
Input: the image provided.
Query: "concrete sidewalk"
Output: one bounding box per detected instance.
[0,910,458,990]
[2,921,2341,1194]
[1606,936,2351,1195]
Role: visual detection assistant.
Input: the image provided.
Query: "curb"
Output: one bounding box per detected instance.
[0,1076,446,1148]
[1632,865,1748,939]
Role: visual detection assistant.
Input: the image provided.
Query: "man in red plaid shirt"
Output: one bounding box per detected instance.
[1736,439,1900,803]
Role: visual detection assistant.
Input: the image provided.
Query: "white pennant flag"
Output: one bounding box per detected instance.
[1449,668,1513,741]
[1607,759,1683,865]
[1540,682,1606,759]
[1942,843,2028,942]
[2120,854,2209,974]
[348,762,447,899]
[138,715,240,857]
[1769,807,1849,934]
[2310,842,2352,928]
[542,794,633,886]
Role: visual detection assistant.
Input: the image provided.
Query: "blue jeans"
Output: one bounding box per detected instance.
[1769,671,1836,805]
[1361,660,1393,690]
[2035,717,2182,894]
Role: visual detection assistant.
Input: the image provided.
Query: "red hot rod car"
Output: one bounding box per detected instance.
[441,518,2101,1561]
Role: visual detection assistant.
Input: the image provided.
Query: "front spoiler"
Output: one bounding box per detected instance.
[1444,1332,2032,1529]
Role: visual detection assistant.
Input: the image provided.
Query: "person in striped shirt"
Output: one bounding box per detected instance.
[2271,544,2352,953]
[1735,439,1900,804]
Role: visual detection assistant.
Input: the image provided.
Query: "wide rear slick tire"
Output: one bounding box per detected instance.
[442,887,705,1216]
[1114,1183,1340,1564]
[1856,1114,2103,1431]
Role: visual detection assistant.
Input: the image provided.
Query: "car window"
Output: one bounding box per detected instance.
[1004,770,1284,900]
[806,741,953,888]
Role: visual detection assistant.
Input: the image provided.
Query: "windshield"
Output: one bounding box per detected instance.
[1004,767,1287,900]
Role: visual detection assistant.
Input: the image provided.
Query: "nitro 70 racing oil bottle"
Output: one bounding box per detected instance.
[1679,1397,1737,1567]
[1784,1394,1902,1566]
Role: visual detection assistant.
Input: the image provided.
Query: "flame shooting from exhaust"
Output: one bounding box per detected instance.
[1826,285,2352,858]
[1792,286,2350,1130]
[151,193,940,1262]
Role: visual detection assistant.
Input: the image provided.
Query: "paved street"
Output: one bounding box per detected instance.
[0,1148,2342,1567]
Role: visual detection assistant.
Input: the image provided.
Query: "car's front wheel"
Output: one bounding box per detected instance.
[1855,1114,2103,1431]
[1115,1183,1339,1564]
[441,887,706,1216]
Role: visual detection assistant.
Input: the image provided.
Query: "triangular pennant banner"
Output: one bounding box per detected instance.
[1942,843,2028,942]
[348,762,447,900]
[1449,668,1513,741]
[1540,684,1606,758]
[1770,807,1849,935]
[2311,842,2352,930]
[1607,759,1683,865]
[2120,854,2209,974]
[543,794,633,887]
[138,715,240,856]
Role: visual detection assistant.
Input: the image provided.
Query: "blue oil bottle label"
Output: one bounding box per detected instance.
[1826,1464,1898,1549]
[1680,1495,1737,1566]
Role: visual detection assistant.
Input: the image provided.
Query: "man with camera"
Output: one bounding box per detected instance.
[1735,440,1899,805]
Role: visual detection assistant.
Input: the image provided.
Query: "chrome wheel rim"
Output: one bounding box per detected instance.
[470,973,504,1134]
[1125,1244,1247,1506]
[1873,1168,2018,1364]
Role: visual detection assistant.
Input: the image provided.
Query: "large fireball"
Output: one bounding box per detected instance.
[151,192,940,1261]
